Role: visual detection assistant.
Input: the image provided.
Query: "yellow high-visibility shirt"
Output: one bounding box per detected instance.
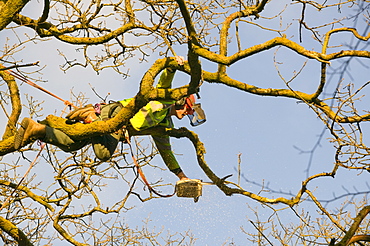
[120,98,175,131]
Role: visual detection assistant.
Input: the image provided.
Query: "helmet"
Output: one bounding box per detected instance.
[175,94,206,127]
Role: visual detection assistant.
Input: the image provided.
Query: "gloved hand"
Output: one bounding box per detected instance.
[167,56,185,73]
[175,56,185,66]
[66,104,97,123]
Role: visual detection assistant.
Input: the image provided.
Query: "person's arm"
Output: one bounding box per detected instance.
[156,68,175,89]
[152,135,188,180]
[152,56,187,180]
[156,56,185,89]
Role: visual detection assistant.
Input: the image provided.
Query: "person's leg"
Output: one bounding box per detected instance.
[43,126,89,152]
[14,117,89,152]
[47,102,123,160]
[91,132,121,161]
[89,102,123,161]
[35,123,121,160]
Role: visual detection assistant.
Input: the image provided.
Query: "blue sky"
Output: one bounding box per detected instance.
[1,0,370,245]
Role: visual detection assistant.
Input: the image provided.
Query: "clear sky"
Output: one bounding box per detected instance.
[1,0,370,245]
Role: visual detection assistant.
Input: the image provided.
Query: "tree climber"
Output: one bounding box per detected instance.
[14,57,206,181]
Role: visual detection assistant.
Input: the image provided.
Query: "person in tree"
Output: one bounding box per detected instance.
[14,57,206,181]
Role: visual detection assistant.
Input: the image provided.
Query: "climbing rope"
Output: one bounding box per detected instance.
[6,69,77,108]
[124,130,175,198]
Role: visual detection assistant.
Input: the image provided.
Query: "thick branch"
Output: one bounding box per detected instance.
[322,27,370,54]
[37,0,49,23]
[192,35,370,66]
[346,235,370,245]
[0,216,33,246]
[175,0,199,45]
[218,5,263,73]
[335,205,370,246]
[175,0,202,91]
[0,0,31,30]
[0,180,54,211]
[12,12,156,45]
[188,69,370,124]
[0,65,22,139]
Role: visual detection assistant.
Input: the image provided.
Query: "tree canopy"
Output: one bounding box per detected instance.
[0,0,370,245]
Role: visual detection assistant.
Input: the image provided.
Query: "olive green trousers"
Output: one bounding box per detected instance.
[43,103,122,161]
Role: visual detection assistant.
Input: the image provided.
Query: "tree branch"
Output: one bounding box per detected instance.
[335,206,370,246]
[0,64,22,139]
[0,216,33,246]
[0,0,31,30]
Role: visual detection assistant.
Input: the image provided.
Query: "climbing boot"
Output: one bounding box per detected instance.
[66,104,97,123]
[14,118,46,149]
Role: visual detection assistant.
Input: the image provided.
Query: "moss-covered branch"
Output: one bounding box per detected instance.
[0,216,33,246]
[192,34,370,66]
[11,0,152,46]
[0,65,22,139]
[179,68,370,124]
[333,205,370,246]
[0,180,54,211]
[0,0,31,30]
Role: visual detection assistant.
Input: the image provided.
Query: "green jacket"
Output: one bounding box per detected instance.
[119,69,182,174]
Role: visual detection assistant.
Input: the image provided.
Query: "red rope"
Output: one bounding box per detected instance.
[6,69,77,108]
[125,133,175,198]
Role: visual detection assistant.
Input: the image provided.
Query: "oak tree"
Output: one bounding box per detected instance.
[0,0,370,245]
